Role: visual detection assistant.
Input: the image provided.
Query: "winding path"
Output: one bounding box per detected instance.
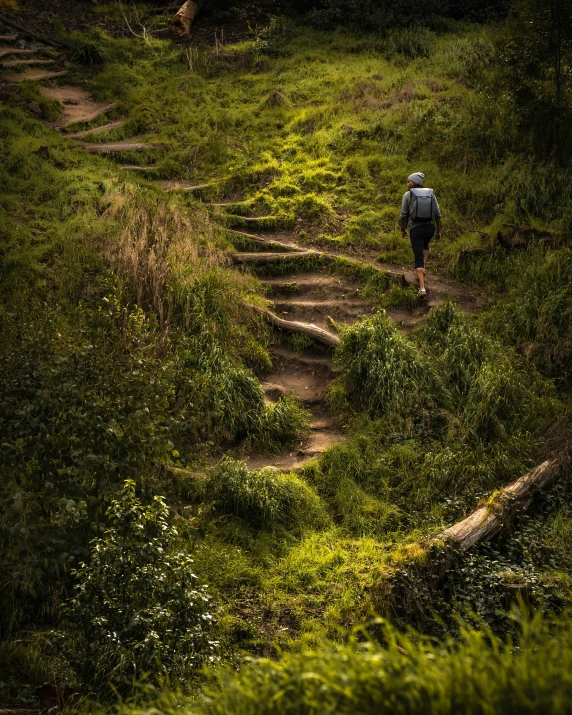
[0,24,481,472]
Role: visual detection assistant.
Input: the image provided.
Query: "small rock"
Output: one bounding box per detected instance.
[29,102,42,115]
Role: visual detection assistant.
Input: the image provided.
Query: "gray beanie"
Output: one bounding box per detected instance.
[408,172,425,186]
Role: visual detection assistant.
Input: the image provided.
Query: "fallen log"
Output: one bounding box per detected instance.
[170,0,208,38]
[247,303,340,348]
[432,458,567,551]
[389,456,569,618]
[0,13,73,48]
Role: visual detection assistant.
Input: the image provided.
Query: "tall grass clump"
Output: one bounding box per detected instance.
[333,311,441,417]
[204,458,329,532]
[424,303,554,442]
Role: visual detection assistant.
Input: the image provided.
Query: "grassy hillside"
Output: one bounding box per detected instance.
[1,5,572,708]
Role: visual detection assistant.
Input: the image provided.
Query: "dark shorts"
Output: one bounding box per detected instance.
[410,224,435,269]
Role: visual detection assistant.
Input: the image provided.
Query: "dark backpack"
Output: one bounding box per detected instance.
[409,188,435,223]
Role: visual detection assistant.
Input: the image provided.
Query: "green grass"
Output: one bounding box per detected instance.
[114,613,572,715]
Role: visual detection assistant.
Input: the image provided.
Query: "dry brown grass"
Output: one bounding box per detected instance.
[104,197,228,327]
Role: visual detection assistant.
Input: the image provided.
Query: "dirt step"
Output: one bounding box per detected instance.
[68,119,127,139]
[40,86,119,129]
[77,139,149,154]
[261,273,364,299]
[0,58,55,68]
[272,346,334,371]
[4,68,67,82]
[0,46,34,58]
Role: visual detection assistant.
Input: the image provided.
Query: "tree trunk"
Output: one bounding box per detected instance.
[170,0,208,37]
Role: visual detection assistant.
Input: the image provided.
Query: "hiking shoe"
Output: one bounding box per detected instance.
[418,288,427,297]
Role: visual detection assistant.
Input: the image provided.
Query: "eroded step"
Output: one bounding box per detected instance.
[234,251,317,264]
[273,298,372,328]
[67,119,126,138]
[121,164,156,171]
[40,86,119,129]
[261,273,364,299]
[246,344,345,471]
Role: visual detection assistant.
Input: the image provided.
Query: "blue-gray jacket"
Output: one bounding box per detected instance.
[400,189,442,229]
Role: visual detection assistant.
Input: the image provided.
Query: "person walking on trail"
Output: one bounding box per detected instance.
[400,172,442,296]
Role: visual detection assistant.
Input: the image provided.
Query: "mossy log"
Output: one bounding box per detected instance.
[248,303,340,348]
[433,458,567,551]
[170,0,208,37]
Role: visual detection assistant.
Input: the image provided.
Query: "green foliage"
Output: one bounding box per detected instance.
[205,458,329,532]
[334,311,439,417]
[501,0,572,160]
[117,614,572,714]
[59,480,217,695]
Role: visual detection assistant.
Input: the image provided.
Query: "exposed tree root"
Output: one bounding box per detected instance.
[247,303,340,348]
[224,228,301,252]
[233,250,319,263]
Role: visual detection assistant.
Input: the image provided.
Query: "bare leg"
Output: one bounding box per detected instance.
[423,248,429,268]
[416,267,425,291]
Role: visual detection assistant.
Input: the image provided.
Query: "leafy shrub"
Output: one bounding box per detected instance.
[59,480,217,694]
[205,458,329,532]
[334,311,440,416]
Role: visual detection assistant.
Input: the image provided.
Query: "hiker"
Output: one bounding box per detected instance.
[400,172,442,296]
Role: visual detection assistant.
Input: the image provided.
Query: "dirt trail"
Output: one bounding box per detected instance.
[0,21,481,473]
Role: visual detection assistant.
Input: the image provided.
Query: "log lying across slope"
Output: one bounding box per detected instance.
[432,457,567,552]
[390,456,569,615]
